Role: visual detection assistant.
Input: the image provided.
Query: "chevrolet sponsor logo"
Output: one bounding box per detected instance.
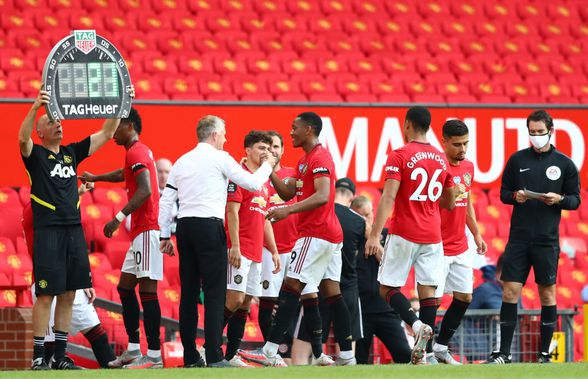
[251,196,267,208]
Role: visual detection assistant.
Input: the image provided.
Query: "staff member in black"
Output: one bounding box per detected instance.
[158,115,275,367]
[486,110,581,364]
[20,89,129,370]
[352,196,411,364]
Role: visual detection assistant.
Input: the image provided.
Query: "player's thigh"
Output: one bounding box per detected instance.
[302,247,342,296]
[70,291,100,335]
[287,237,333,291]
[33,227,67,296]
[65,226,92,291]
[227,254,253,294]
[501,242,532,284]
[444,262,474,295]
[130,230,163,281]
[413,241,444,287]
[245,261,262,297]
[530,244,559,285]
[261,248,288,298]
[434,255,454,297]
[377,235,415,288]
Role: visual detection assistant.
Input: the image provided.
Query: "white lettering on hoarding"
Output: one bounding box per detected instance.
[316,116,584,185]
[319,117,368,181]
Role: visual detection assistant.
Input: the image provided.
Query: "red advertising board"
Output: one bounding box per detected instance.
[3,102,587,189]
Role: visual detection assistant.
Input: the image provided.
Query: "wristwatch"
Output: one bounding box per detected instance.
[559,195,565,204]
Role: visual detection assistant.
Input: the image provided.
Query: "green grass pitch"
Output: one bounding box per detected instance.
[2,364,587,379]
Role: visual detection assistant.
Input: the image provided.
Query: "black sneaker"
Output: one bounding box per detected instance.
[537,353,552,364]
[484,351,512,364]
[31,357,50,370]
[184,357,206,368]
[50,356,83,370]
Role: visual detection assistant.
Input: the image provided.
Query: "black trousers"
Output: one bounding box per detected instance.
[355,312,411,364]
[176,217,227,365]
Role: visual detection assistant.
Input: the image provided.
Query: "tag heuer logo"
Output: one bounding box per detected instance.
[234,275,243,284]
[74,30,97,54]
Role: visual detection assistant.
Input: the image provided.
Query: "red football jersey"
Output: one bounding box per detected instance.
[384,141,453,244]
[226,165,270,263]
[264,166,298,254]
[295,144,343,244]
[441,159,474,256]
[124,141,160,240]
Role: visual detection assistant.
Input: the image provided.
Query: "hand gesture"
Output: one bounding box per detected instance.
[272,252,281,274]
[541,192,562,206]
[365,235,384,258]
[78,181,94,196]
[103,218,121,238]
[84,288,96,303]
[127,85,136,98]
[79,171,97,183]
[160,239,175,256]
[474,234,487,255]
[515,190,527,203]
[33,90,50,111]
[229,246,242,269]
[266,206,291,223]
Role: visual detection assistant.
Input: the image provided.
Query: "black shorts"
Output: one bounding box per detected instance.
[33,225,91,296]
[500,241,559,285]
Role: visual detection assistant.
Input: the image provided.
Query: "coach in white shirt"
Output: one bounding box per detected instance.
[159,115,274,367]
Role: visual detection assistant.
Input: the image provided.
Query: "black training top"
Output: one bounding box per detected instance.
[335,203,365,290]
[22,137,91,228]
[500,145,581,244]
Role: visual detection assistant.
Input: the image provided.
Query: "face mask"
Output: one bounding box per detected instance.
[529,132,551,149]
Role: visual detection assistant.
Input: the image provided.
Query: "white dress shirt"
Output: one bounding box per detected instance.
[159,142,272,238]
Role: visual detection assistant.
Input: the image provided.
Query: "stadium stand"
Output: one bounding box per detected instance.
[1,0,587,365]
[0,0,587,102]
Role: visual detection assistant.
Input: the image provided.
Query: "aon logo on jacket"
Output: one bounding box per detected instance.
[50,164,76,178]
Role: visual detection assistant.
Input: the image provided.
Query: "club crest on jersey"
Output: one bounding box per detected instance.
[63,155,72,164]
[299,163,307,175]
[463,173,472,186]
[270,193,285,205]
[50,163,76,178]
[453,176,461,185]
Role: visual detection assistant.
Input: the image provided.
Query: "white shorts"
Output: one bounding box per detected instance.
[378,234,444,288]
[434,250,474,297]
[227,254,262,297]
[286,237,343,293]
[31,286,100,341]
[260,248,290,298]
[121,230,163,280]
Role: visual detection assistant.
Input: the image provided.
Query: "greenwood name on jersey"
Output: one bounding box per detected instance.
[384,141,453,244]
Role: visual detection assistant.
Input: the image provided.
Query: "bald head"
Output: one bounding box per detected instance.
[156,158,173,191]
[36,115,62,146]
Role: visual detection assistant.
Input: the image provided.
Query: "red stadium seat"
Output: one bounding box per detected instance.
[136,12,172,33]
[187,0,217,12]
[287,0,319,14]
[252,0,286,13]
[449,1,481,18]
[320,0,352,14]
[266,76,301,96]
[151,0,188,13]
[231,77,268,97]
[240,16,269,33]
[198,77,232,98]
[163,77,198,98]
[376,19,411,37]
[308,16,343,34]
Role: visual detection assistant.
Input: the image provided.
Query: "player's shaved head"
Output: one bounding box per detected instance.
[297,112,322,136]
[156,158,172,170]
